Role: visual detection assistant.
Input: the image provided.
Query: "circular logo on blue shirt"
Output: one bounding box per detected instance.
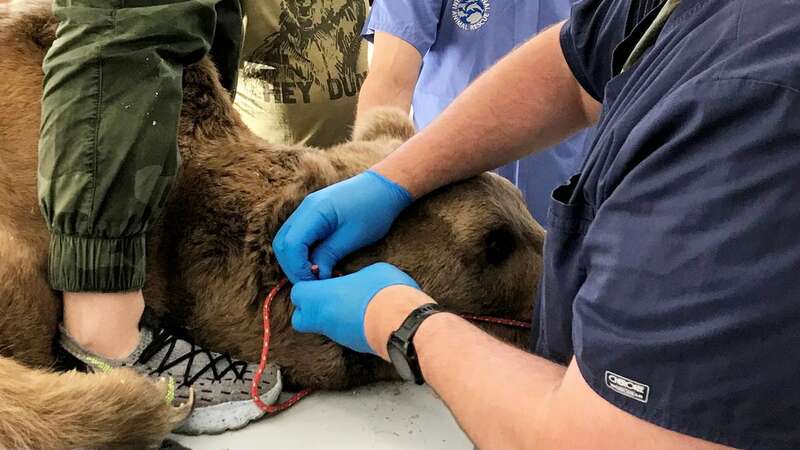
[452,0,490,31]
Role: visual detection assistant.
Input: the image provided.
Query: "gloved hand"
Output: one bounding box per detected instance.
[273,170,414,283]
[290,263,420,354]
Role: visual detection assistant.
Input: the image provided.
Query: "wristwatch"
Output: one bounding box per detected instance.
[387,303,443,385]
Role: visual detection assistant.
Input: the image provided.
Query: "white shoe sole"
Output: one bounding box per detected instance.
[173,370,283,435]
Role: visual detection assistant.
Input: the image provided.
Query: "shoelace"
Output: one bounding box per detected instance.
[138,328,249,387]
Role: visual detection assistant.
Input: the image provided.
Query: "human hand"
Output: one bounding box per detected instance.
[273,170,413,283]
[290,263,420,354]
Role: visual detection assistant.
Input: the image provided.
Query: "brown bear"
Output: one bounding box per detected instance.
[0,2,544,449]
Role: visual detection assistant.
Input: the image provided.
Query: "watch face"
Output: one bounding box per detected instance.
[388,343,415,382]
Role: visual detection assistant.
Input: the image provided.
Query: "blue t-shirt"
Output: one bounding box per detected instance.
[534,0,800,448]
[362,0,587,224]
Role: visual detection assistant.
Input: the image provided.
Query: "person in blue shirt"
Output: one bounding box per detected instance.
[273,0,800,448]
[357,0,588,224]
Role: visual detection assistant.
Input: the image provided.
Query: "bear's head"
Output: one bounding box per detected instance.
[339,173,544,347]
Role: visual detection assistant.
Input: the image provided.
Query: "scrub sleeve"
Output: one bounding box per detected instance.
[361,0,442,57]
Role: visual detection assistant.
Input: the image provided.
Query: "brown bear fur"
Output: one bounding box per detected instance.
[0,1,544,448]
[0,357,192,450]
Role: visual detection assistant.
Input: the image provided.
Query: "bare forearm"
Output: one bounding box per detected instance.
[415,313,566,449]
[365,288,565,449]
[357,73,414,121]
[357,32,421,124]
[373,22,598,198]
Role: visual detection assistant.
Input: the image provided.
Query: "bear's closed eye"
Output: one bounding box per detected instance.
[484,225,518,266]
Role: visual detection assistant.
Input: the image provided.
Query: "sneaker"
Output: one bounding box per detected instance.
[58,325,282,435]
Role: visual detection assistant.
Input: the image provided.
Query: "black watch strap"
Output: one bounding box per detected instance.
[387,303,443,385]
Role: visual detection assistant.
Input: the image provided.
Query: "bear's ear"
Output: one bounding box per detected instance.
[243,193,306,283]
[3,0,58,50]
[351,107,416,142]
[178,59,244,142]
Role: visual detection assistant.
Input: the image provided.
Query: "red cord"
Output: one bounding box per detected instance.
[251,275,531,413]
[251,278,312,413]
[458,313,532,330]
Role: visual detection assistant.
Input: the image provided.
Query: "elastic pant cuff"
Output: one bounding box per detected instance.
[48,234,146,292]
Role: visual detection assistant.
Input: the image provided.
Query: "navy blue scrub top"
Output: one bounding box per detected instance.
[533,0,800,449]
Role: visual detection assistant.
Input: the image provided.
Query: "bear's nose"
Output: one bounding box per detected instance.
[484,225,517,266]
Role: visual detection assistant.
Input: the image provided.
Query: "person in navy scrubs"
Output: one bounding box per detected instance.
[274,1,800,448]
[357,0,588,224]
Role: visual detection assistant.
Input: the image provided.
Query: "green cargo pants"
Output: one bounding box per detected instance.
[38,0,242,292]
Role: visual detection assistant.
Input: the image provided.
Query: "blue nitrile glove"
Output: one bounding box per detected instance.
[290,263,420,354]
[273,170,414,283]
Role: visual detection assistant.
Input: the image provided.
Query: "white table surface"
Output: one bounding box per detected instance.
[170,382,473,450]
